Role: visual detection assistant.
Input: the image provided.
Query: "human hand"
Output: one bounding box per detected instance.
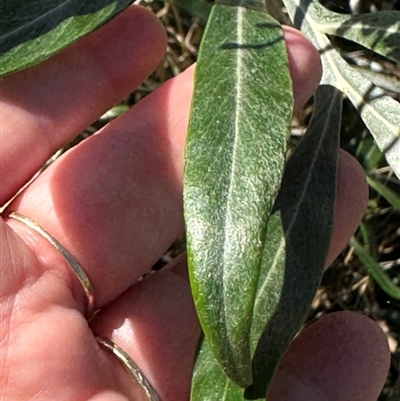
[0,5,390,401]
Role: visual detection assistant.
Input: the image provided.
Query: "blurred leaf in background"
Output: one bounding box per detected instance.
[0,0,135,76]
[167,0,212,21]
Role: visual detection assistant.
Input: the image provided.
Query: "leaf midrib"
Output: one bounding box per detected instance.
[222,4,245,316]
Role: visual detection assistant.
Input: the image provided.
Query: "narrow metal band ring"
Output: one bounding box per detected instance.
[96,336,159,401]
[5,211,95,318]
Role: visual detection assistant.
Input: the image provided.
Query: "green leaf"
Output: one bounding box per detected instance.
[191,336,253,401]
[0,0,134,77]
[355,137,384,173]
[191,85,341,401]
[247,85,341,398]
[282,0,400,180]
[305,1,400,64]
[351,236,400,301]
[335,13,400,65]
[348,63,400,97]
[169,0,212,21]
[367,175,400,212]
[184,0,293,387]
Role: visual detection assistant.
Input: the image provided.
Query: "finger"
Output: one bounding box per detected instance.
[90,254,201,401]
[5,29,323,311]
[0,220,139,401]
[91,265,390,401]
[325,150,369,267]
[283,26,322,112]
[0,5,167,205]
[268,311,390,401]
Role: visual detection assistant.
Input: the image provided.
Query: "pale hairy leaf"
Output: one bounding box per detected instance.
[184,0,293,387]
[0,0,134,76]
[282,0,400,178]
[305,1,400,64]
[246,84,340,398]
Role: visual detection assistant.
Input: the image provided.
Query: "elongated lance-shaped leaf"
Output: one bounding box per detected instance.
[282,0,400,179]
[246,84,341,398]
[304,1,400,64]
[191,85,341,401]
[184,0,293,387]
[348,63,400,97]
[367,175,400,211]
[0,0,135,77]
[334,12,400,65]
[351,236,400,301]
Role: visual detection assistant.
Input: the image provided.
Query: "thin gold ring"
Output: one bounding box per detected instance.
[96,336,159,401]
[5,211,95,318]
